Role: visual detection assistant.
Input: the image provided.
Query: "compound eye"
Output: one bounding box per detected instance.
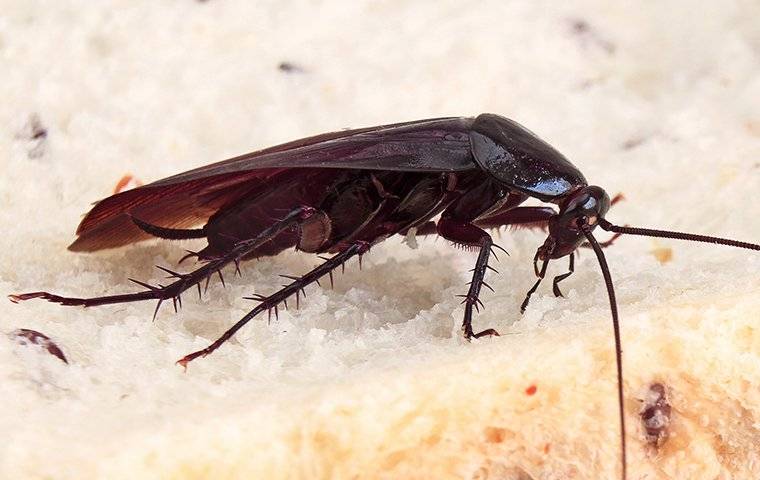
[571,215,596,230]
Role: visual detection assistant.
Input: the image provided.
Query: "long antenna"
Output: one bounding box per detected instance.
[582,226,627,480]
[590,215,760,479]
[599,219,760,251]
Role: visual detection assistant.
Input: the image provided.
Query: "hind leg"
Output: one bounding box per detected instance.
[9,207,318,317]
[177,241,370,366]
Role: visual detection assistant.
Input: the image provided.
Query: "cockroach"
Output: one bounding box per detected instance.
[8,113,760,478]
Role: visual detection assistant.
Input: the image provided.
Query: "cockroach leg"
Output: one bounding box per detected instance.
[552,252,575,297]
[475,206,555,231]
[403,206,557,242]
[437,218,500,339]
[9,207,318,315]
[520,257,549,313]
[179,241,370,367]
[531,249,543,277]
[440,205,562,331]
[640,383,671,448]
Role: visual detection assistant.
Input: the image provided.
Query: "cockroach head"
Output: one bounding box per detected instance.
[539,185,611,260]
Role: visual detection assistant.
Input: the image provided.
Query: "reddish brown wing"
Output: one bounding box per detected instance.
[69,169,280,251]
[70,117,476,251]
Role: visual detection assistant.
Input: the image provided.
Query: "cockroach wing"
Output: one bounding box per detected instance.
[70,117,476,252]
[69,169,277,251]
[469,113,587,201]
[149,117,475,186]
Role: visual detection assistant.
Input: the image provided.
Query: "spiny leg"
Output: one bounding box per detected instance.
[9,207,317,316]
[437,217,503,340]
[177,241,370,367]
[475,206,556,231]
[397,207,558,245]
[520,253,549,313]
[462,241,501,339]
[552,252,575,297]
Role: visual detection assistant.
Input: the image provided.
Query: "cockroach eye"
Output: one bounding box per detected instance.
[570,216,588,229]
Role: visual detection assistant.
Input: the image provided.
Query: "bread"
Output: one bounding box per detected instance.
[2,1,759,478]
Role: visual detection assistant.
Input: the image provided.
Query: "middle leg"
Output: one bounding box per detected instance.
[435,206,564,338]
[437,216,501,339]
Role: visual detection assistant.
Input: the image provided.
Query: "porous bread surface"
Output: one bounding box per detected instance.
[1,1,759,479]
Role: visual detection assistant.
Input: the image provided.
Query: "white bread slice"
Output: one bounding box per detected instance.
[2,2,760,479]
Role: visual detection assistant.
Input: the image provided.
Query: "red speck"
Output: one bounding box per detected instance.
[543,443,551,454]
[525,384,537,396]
[112,174,143,194]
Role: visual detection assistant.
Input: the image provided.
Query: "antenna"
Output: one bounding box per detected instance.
[599,219,760,251]
[582,226,627,480]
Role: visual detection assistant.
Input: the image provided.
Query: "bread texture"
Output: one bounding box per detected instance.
[2,1,759,479]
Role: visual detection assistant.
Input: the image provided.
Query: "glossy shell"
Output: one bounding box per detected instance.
[469,113,587,201]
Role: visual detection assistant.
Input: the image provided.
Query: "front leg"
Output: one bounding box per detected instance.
[399,206,557,241]
[437,216,500,339]
[475,206,555,231]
